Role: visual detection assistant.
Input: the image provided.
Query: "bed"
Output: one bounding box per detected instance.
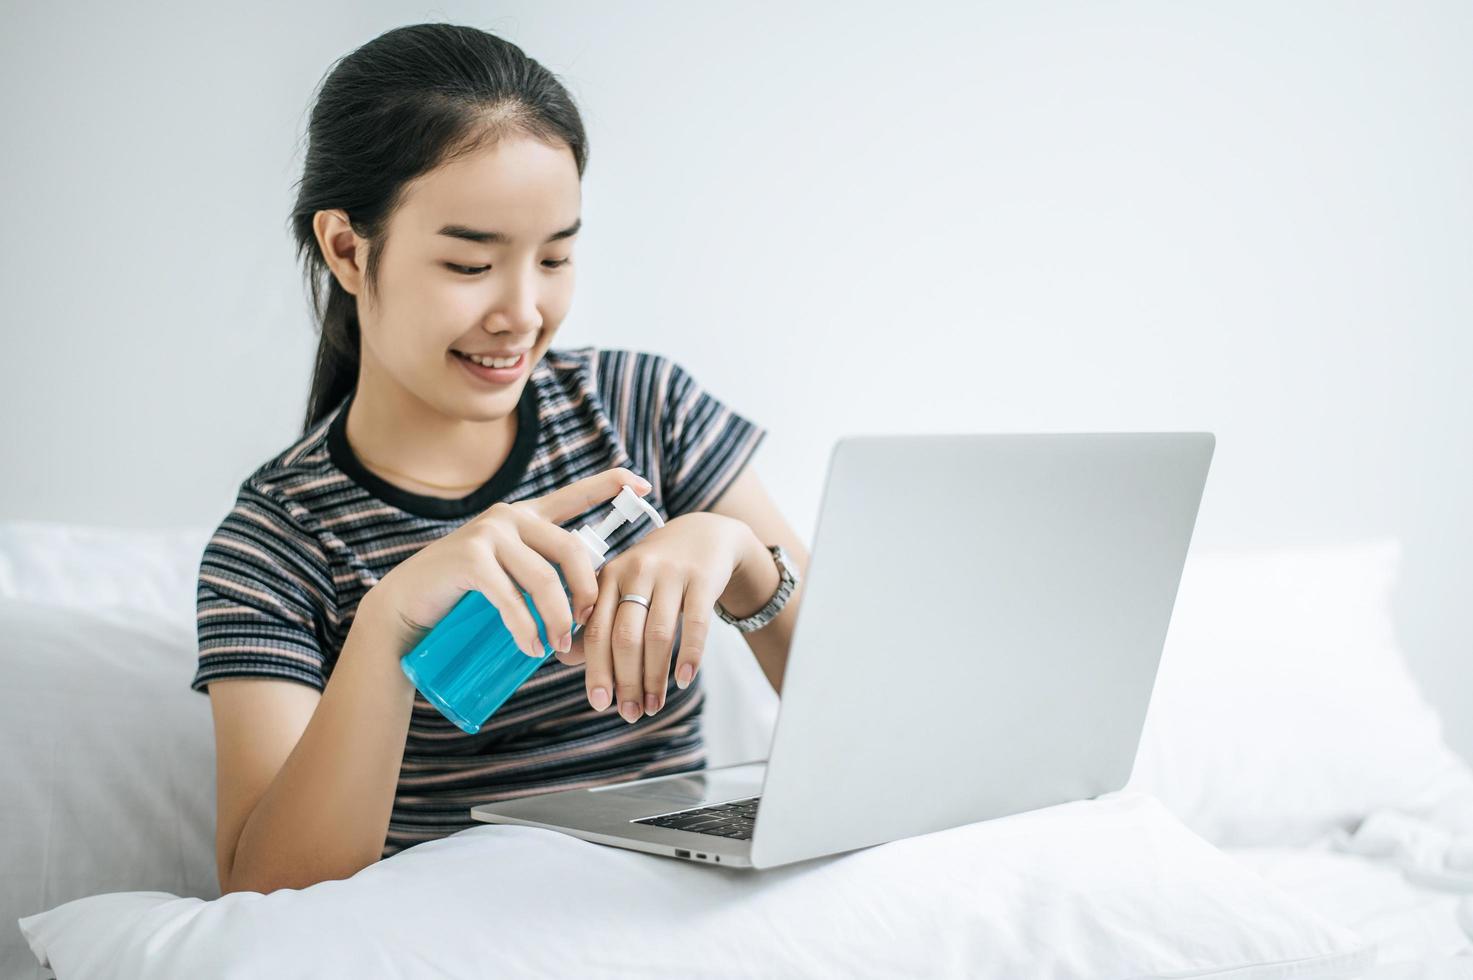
[2,523,1470,978]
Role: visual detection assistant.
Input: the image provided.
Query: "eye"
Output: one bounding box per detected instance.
[445,259,572,276]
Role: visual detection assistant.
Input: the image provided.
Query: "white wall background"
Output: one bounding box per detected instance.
[2,1,1469,760]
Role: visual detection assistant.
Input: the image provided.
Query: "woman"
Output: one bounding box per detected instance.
[193,23,807,895]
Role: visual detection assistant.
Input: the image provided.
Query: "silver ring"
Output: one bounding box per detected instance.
[618,593,651,610]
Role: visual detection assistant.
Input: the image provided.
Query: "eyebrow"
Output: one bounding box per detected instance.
[436,217,581,246]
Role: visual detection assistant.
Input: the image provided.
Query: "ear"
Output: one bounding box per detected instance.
[313,208,368,296]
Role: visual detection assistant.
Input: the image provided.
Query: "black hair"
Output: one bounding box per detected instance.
[288,23,588,434]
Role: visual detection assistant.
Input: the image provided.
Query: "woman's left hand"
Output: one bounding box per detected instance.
[556,512,753,724]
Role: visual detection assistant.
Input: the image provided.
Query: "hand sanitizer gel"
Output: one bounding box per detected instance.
[400,485,666,734]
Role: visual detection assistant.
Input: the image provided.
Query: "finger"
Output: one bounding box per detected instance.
[511,516,596,649]
[556,627,586,666]
[611,565,657,725]
[467,546,544,658]
[642,575,682,716]
[581,571,623,713]
[492,532,569,658]
[522,467,654,527]
[674,574,721,691]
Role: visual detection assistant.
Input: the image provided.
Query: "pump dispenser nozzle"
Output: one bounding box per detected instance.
[575,485,666,570]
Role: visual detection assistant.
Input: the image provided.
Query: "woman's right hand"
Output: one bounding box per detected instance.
[363,467,655,660]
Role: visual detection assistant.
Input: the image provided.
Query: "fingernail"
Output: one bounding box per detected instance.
[644,693,659,715]
[589,687,610,711]
[620,700,641,724]
[637,478,653,491]
[557,631,571,653]
[524,636,544,658]
[576,606,594,626]
[676,664,694,688]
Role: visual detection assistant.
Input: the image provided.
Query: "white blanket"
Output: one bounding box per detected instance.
[1331,809,1473,893]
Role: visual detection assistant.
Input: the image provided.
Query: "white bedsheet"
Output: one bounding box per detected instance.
[1224,832,1473,978]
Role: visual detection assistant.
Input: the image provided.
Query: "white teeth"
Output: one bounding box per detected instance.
[459,352,521,368]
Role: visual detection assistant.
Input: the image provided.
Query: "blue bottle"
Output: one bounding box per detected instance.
[400,484,666,734]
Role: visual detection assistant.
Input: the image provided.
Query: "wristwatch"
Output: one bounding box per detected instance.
[715,544,801,633]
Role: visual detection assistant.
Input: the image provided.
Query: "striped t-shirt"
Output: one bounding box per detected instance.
[191,345,767,858]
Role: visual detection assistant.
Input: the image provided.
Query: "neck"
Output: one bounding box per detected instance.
[344,355,521,499]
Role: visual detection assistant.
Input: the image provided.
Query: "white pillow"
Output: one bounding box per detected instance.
[0,597,219,980]
[1127,538,1473,847]
[19,790,1375,980]
[0,520,211,625]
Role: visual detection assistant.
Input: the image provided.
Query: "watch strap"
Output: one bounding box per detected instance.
[715,544,799,633]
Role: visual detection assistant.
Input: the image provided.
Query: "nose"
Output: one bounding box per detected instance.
[480,266,546,338]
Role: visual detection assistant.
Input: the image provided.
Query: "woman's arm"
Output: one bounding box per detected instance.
[709,464,810,695]
[209,590,415,894]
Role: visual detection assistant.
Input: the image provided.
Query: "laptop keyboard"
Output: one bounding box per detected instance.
[633,795,761,840]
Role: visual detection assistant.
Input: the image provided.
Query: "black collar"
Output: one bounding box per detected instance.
[327,381,540,520]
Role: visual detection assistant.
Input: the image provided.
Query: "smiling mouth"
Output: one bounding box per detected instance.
[452,349,525,366]
[449,348,532,385]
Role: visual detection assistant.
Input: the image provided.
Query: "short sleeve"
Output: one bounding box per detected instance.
[191,483,332,695]
[655,356,768,519]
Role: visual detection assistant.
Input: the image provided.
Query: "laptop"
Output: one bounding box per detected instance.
[471,432,1215,869]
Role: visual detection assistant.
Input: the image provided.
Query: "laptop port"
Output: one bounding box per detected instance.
[696,853,706,859]
[675,849,690,859]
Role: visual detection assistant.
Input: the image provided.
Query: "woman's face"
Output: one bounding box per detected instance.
[356,133,581,422]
